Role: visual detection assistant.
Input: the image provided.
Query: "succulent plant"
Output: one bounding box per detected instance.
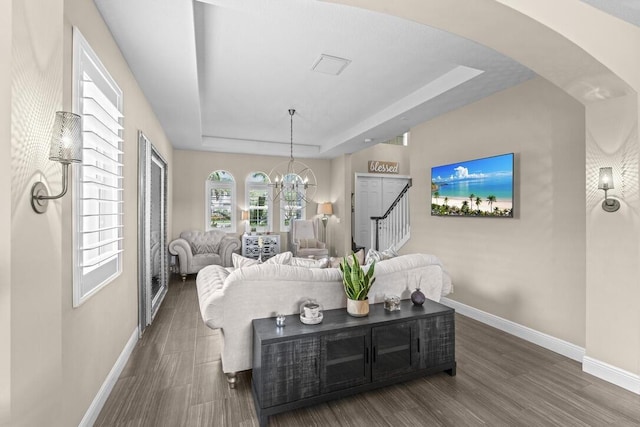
[339,253,376,301]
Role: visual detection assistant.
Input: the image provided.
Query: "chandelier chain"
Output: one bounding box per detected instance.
[289,109,295,161]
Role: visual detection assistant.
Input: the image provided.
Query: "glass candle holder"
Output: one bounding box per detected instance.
[276,313,286,327]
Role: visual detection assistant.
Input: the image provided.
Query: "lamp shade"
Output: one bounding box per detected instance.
[317,202,333,216]
[241,210,249,221]
[49,111,82,164]
[598,167,614,190]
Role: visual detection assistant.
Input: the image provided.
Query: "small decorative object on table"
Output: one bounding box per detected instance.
[275,313,286,327]
[300,299,323,325]
[384,295,400,311]
[411,287,426,306]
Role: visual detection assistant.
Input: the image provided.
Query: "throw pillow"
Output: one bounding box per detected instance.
[291,256,330,268]
[232,253,259,269]
[265,251,292,265]
[317,257,330,268]
[365,246,399,264]
[192,242,220,255]
[354,248,365,266]
[329,257,342,269]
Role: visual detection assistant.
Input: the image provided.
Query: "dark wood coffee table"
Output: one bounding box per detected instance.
[251,299,456,426]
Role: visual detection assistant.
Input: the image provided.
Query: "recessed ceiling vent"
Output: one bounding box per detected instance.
[311,54,351,76]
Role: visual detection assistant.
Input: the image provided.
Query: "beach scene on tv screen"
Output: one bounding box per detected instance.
[431,154,513,217]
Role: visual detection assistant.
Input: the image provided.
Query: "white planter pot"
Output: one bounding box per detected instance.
[346,298,369,317]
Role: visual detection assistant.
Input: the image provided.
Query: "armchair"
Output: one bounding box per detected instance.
[169,230,241,281]
[290,219,329,258]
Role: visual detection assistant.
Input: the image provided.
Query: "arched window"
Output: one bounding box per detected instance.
[279,173,306,232]
[206,170,236,232]
[246,172,272,232]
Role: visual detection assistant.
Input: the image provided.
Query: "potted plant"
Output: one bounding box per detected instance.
[339,253,376,317]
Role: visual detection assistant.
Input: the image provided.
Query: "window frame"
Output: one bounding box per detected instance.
[72,28,124,307]
[205,170,236,233]
[245,172,273,233]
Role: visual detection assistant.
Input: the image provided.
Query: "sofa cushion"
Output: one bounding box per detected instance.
[299,238,320,249]
[193,253,222,269]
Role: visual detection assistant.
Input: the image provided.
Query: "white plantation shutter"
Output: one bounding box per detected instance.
[73,28,124,307]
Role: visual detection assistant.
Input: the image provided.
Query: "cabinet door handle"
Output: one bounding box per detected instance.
[373,346,376,363]
[417,338,420,353]
[365,347,369,364]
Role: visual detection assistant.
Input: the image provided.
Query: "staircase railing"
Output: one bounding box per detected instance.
[370,179,412,251]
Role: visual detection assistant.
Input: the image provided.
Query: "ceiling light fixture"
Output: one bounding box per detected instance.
[311,54,351,76]
[269,109,317,219]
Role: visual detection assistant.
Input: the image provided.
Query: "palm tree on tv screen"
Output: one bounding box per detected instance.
[487,195,496,213]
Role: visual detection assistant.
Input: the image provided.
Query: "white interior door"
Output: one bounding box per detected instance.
[354,174,409,253]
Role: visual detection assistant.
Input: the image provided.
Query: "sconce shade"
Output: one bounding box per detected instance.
[32,111,83,213]
[49,111,82,164]
[598,167,614,190]
[241,210,249,221]
[317,202,333,216]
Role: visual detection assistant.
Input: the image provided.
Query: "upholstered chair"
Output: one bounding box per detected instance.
[290,219,329,259]
[169,230,241,281]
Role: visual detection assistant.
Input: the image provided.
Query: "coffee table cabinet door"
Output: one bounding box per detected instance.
[320,328,371,393]
[260,337,320,407]
[418,312,455,369]
[371,320,418,381]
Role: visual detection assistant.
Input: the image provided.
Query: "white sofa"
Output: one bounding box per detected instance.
[195,253,452,387]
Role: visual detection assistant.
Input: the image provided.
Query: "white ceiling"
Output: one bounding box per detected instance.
[94,0,541,159]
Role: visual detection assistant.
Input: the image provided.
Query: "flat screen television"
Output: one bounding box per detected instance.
[431,153,514,217]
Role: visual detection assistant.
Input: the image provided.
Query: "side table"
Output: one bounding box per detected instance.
[242,234,280,261]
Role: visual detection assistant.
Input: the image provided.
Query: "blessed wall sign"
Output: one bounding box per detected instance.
[368,160,399,174]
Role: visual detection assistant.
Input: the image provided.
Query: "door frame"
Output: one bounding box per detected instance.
[354,173,410,252]
[138,131,169,336]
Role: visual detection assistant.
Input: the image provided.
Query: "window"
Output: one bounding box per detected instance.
[72,28,124,307]
[382,131,410,146]
[279,173,306,232]
[246,172,272,232]
[206,170,235,232]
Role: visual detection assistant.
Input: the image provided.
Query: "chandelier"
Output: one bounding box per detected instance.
[269,109,317,219]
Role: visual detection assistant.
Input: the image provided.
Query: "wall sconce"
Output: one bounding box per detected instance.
[598,167,620,213]
[31,111,82,213]
[241,210,250,234]
[317,202,333,229]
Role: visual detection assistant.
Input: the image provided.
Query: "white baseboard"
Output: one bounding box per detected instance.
[440,297,640,396]
[439,297,585,362]
[79,327,139,427]
[583,356,640,394]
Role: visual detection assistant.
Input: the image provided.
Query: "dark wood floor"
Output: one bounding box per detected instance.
[96,275,640,426]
